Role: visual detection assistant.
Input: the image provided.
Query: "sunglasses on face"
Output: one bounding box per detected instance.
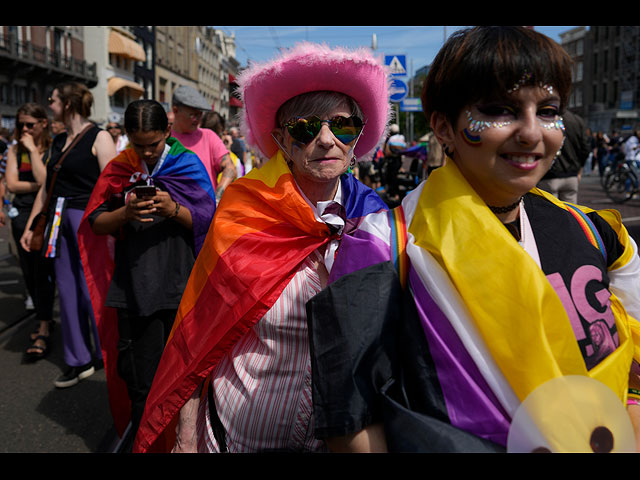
[284,115,364,145]
[17,121,37,130]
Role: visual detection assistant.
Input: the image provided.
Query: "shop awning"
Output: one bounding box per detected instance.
[229,97,243,108]
[109,30,146,62]
[107,76,145,97]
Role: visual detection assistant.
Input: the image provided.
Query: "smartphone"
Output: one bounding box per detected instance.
[133,185,157,199]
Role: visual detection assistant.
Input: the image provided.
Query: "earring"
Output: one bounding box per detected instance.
[443,145,454,158]
[347,156,356,174]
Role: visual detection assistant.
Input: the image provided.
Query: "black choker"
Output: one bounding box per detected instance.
[487,197,523,214]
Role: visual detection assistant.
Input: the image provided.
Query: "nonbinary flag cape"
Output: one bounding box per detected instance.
[405,160,640,412]
[133,150,387,452]
[321,159,640,448]
[78,137,216,437]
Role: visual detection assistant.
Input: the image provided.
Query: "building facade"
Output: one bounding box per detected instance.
[154,26,198,112]
[0,26,242,134]
[0,26,97,129]
[155,26,240,125]
[84,26,147,126]
[565,26,640,135]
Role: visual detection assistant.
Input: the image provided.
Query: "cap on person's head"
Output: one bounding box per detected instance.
[172,85,212,111]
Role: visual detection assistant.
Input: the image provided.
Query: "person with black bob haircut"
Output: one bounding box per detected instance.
[306,26,640,453]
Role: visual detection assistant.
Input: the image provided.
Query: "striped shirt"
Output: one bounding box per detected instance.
[197,250,330,453]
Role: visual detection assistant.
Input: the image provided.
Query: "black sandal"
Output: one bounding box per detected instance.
[26,335,49,361]
[29,320,54,342]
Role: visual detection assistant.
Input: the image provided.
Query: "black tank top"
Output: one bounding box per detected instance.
[47,125,101,211]
[12,150,38,211]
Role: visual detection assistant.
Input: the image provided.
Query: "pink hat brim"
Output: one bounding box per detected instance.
[238,42,391,159]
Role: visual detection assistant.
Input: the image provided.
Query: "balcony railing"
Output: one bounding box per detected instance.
[0,34,97,81]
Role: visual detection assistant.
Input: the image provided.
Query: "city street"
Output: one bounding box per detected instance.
[0,225,118,453]
[1,170,640,453]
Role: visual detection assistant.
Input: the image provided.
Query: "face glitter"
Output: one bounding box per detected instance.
[507,72,556,97]
[541,84,554,95]
[462,110,514,147]
[465,110,512,133]
[507,72,533,94]
[540,116,565,132]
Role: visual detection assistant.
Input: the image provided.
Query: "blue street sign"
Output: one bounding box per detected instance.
[385,55,407,77]
[400,97,422,112]
[390,78,408,103]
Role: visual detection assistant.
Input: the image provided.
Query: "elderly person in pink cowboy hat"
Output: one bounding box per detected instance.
[133,42,391,453]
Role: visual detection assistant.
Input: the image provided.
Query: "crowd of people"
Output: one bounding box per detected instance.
[0,26,639,454]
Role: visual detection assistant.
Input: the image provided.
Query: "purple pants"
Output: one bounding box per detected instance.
[54,207,102,367]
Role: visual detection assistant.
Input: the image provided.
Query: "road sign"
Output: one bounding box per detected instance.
[390,78,408,103]
[385,54,407,77]
[400,97,422,112]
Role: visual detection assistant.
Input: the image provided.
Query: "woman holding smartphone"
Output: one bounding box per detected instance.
[79,99,216,451]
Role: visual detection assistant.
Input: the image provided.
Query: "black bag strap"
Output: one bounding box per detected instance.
[40,123,93,214]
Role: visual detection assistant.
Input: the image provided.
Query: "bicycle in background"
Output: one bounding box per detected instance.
[603,154,640,203]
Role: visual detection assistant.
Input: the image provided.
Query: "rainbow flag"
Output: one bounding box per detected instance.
[78,138,215,436]
[133,150,387,452]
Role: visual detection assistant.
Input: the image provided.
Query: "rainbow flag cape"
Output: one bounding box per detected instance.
[78,137,215,436]
[133,150,387,452]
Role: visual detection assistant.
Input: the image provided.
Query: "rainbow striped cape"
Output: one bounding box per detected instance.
[78,138,215,436]
[133,151,388,452]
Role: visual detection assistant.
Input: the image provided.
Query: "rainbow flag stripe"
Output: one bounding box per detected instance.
[388,206,409,288]
[562,202,607,263]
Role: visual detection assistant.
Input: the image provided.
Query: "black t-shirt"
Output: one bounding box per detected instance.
[88,201,196,317]
[523,193,625,370]
[47,125,101,211]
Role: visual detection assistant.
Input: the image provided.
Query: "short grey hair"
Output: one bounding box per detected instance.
[276,91,364,126]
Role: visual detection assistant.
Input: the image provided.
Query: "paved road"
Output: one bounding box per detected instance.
[0,171,639,453]
[576,172,640,243]
[0,224,119,453]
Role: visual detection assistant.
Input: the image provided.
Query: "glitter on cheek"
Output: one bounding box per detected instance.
[462,110,513,147]
[539,116,565,132]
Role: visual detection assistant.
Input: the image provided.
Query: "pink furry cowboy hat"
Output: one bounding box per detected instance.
[237,42,391,160]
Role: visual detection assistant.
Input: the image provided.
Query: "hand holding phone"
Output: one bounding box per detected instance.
[125,185,158,223]
[133,185,157,199]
